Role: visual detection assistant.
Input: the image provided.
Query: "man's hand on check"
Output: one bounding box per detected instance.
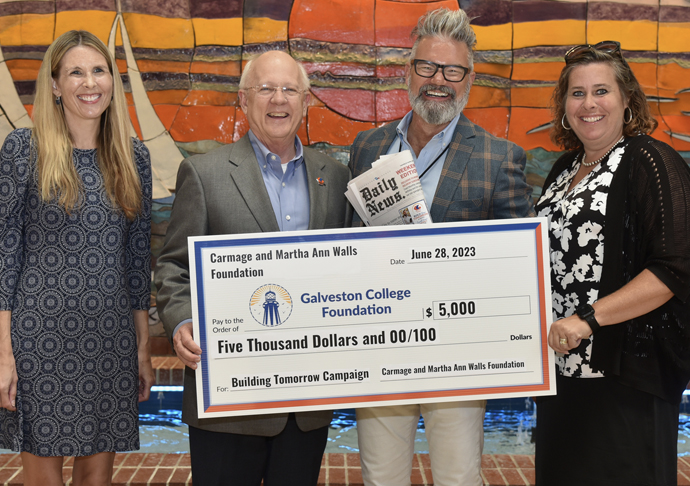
[174,322,202,369]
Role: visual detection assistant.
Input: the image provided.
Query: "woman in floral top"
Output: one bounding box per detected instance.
[535,41,690,486]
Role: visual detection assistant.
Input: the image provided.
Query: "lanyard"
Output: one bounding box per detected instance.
[397,137,451,180]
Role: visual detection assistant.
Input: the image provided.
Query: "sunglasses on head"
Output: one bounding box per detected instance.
[564,41,621,64]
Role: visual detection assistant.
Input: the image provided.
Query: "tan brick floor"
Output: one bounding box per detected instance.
[0,453,688,485]
[151,356,185,386]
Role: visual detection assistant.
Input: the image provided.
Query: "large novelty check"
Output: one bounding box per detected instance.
[189,218,555,418]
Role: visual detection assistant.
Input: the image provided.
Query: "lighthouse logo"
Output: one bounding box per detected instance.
[249,284,293,327]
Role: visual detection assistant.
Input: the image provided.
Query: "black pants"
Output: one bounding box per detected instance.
[536,374,679,486]
[188,414,329,486]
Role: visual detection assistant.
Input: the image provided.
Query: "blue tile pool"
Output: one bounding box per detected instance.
[138,387,537,454]
[138,387,690,455]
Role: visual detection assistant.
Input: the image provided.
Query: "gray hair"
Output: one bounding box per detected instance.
[410,8,476,70]
[239,52,311,91]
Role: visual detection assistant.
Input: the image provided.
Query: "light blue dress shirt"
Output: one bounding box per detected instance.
[387,111,461,206]
[248,130,310,232]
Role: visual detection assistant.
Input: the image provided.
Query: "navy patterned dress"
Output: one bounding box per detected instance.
[0,128,151,456]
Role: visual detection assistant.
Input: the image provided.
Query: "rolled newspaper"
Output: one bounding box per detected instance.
[345,150,432,226]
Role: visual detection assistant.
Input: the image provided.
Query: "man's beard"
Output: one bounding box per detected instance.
[408,83,471,126]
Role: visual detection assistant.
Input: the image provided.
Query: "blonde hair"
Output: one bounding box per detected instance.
[32,30,142,220]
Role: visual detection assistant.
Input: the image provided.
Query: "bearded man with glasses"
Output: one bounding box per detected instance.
[155,51,351,486]
[348,8,534,486]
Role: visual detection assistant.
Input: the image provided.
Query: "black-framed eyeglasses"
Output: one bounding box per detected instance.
[412,59,470,82]
[564,41,621,64]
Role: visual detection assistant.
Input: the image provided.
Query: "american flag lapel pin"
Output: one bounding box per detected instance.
[316,177,325,186]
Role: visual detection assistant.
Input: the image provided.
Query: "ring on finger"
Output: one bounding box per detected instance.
[559,338,568,345]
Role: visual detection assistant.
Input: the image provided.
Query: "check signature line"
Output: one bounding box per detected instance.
[382,370,534,382]
[406,255,528,264]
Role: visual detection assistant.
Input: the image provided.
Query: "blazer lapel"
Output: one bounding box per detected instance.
[228,136,281,233]
[430,114,476,222]
[372,122,400,160]
[350,121,401,177]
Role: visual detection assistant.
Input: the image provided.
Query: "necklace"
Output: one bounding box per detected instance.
[581,136,625,167]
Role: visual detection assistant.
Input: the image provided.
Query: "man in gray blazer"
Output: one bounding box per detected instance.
[349,8,533,486]
[155,51,351,486]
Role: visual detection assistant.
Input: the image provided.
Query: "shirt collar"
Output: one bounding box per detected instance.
[395,110,461,150]
[248,130,304,177]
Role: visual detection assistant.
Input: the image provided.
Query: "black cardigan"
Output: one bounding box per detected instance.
[540,135,690,404]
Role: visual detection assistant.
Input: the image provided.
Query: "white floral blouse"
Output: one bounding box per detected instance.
[536,143,628,378]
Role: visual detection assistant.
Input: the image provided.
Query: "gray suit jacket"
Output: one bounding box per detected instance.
[349,113,534,223]
[154,134,351,435]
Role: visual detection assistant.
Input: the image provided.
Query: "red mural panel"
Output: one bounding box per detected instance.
[375,90,411,122]
[508,108,560,152]
[153,105,181,131]
[170,106,237,144]
[308,107,376,145]
[464,107,510,139]
[289,0,375,44]
[375,0,459,47]
[310,88,376,122]
[303,62,376,77]
[661,115,690,149]
[233,109,250,143]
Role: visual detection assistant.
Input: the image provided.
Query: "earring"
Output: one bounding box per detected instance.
[624,107,632,124]
[561,113,571,130]
[55,96,61,106]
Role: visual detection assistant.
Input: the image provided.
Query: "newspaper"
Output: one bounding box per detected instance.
[345,150,432,226]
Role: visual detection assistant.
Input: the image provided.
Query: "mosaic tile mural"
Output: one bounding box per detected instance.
[1,0,689,334]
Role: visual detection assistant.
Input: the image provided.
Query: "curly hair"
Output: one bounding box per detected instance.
[550,48,657,151]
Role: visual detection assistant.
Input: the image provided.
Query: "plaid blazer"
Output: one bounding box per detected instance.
[349,113,535,224]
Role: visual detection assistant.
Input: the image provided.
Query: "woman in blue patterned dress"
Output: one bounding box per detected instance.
[535,42,690,485]
[0,30,153,485]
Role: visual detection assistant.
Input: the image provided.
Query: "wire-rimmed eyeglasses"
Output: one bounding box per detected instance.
[412,59,470,82]
[564,41,622,64]
[245,85,307,98]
